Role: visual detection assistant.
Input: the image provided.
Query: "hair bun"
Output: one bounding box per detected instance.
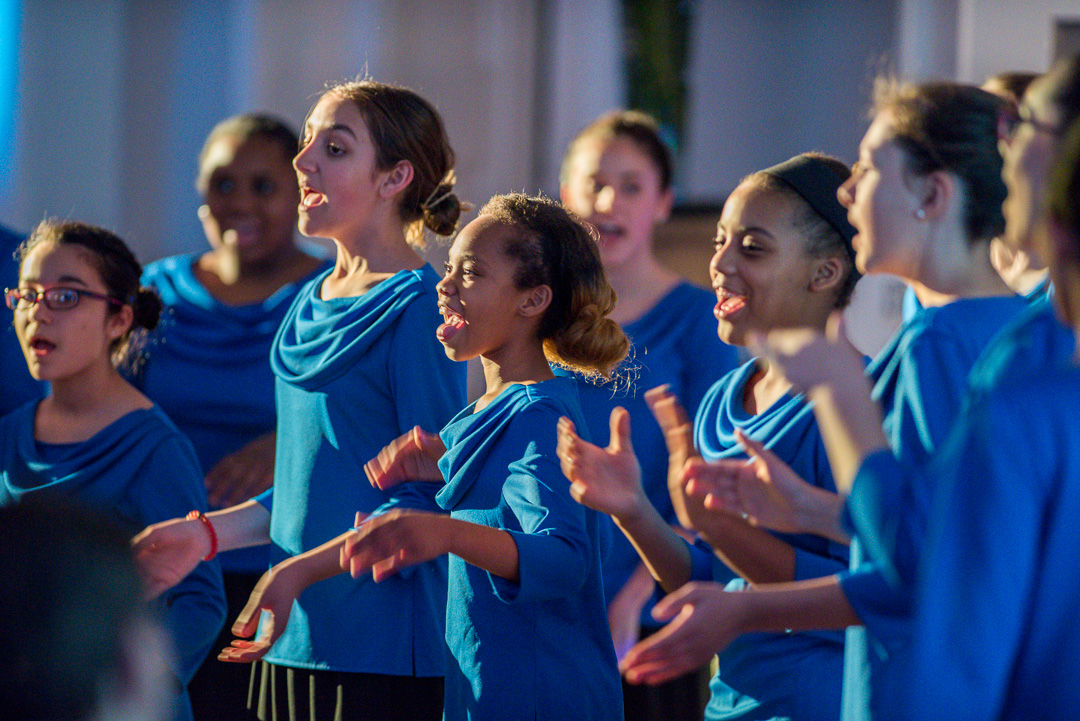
[421,182,462,237]
[131,287,162,332]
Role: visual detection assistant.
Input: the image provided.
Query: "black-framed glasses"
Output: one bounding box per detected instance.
[4,286,124,311]
[998,103,1061,142]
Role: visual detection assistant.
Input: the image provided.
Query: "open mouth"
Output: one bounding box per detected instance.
[437,305,466,342]
[300,187,326,208]
[226,220,260,248]
[29,337,55,356]
[714,288,748,320]
[592,221,625,244]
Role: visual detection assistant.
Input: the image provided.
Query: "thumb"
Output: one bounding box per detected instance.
[735,428,778,472]
[232,596,267,638]
[414,427,445,460]
[608,407,634,454]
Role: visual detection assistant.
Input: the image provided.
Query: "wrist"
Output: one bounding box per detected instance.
[186,510,218,561]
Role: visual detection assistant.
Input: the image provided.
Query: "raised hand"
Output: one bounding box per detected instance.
[131,516,214,599]
[205,432,276,507]
[685,429,848,544]
[557,407,647,522]
[620,582,742,685]
[748,312,863,395]
[645,385,707,531]
[364,426,446,490]
[341,509,448,582]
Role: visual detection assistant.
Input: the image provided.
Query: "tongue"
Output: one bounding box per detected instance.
[720,296,746,315]
[437,318,464,342]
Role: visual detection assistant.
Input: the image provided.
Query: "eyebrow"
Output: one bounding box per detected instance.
[716,224,776,241]
[19,274,91,286]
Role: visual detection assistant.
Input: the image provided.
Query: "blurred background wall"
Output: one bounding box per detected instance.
[2,0,1078,354]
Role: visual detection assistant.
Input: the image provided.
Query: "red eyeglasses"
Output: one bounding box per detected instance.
[4,286,124,311]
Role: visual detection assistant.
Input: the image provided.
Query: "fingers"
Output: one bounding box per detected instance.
[607,407,633,454]
[414,426,446,461]
[826,309,846,341]
[231,589,266,638]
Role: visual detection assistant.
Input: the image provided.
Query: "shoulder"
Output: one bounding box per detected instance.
[141,253,198,286]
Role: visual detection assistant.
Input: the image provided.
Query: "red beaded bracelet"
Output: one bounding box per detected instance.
[186,510,218,561]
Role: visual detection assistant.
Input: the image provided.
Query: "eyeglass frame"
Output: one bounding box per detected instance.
[998,103,1062,142]
[4,285,125,311]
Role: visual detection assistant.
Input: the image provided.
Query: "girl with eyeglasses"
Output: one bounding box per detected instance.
[0,220,226,721]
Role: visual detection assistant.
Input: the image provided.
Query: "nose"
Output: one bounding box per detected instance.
[293,143,315,174]
[25,295,51,323]
[837,175,855,209]
[436,273,454,297]
[594,185,616,214]
[709,241,737,280]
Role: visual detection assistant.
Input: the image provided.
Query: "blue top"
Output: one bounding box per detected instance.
[259,265,466,675]
[0,403,226,721]
[559,282,739,624]
[0,225,46,416]
[435,377,622,721]
[689,359,849,721]
[908,353,1080,719]
[131,252,332,573]
[845,299,1074,721]
[836,295,1030,720]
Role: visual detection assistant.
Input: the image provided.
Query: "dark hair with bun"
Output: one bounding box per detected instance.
[325,79,462,247]
[872,80,1007,246]
[478,193,629,378]
[19,220,161,361]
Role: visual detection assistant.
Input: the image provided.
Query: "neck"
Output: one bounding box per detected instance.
[477,343,555,409]
[907,238,1014,308]
[47,361,129,415]
[603,252,678,324]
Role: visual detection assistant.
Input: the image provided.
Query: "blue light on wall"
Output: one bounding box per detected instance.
[0,0,20,196]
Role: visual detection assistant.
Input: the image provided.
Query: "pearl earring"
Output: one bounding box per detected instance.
[915,208,926,220]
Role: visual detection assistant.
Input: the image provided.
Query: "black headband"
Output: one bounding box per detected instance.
[762,155,857,258]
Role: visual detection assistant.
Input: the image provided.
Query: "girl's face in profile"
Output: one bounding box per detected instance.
[199,134,300,267]
[12,242,129,382]
[560,135,672,271]
[436,216,539,363]
[999,70,1063,256]
[709,182,823,347]
[293,93,384,241]
[838,110,925,276]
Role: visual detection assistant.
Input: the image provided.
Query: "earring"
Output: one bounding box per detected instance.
[915,208,926,220]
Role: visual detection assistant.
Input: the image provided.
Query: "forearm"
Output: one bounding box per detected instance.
[446,518,521,582]
[807,383,889,494]
[732,575,861,634]
[615,503,693,593]
[693,516,798,585]
[273,528,355,589]
[205,499,272,552]
[791,484,851,545]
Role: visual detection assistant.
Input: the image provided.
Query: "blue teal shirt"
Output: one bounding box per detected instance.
[258,265,466,676]
[0,403,226,721]
[435,377,622,720]
[845,299,1074,720]
[837,295,1029,721]
[558,282,739,624]
[132,252,332,573]
[689,359,848,721]
[908,351,1080,719]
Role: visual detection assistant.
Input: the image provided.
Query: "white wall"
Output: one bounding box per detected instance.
[4,0,627,266]
[958,0,1080,83]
